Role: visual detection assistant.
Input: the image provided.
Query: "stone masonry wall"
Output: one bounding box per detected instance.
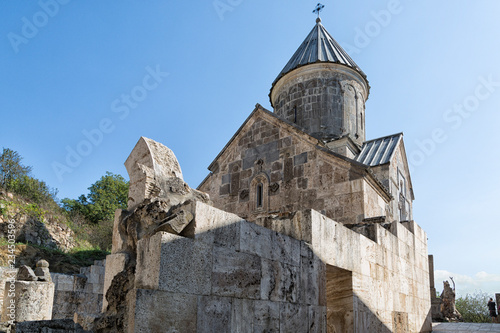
[199,111,388,224]
[271,64,368,146]
[120,200,432,332]
[371,142,413,223]
[128,202,326,332]
[51,260,105,329]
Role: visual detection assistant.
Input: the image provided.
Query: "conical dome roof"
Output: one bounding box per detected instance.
[271,19,366,88]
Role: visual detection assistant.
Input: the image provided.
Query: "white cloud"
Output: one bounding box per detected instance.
[434,270,500,297]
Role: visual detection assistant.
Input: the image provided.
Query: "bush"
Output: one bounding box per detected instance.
[456,291,492,323]
[67,213,114,251]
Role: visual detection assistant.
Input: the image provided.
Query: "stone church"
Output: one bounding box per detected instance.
[94,16,432,333]
[199,16,413,230]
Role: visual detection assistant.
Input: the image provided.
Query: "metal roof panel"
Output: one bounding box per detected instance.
[357,133,403,166]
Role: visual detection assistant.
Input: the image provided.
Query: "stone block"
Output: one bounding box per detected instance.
[17,265,37,281]
[212,246,261,299]
[271,230,300,266]
[240,221,272,260]
[299,244,326,306]
[1,281,54,322]
[57,282,74,292]
[280,303,309,332]
[294,152,308,166]
[159,234,212,295]
[197,295,232,333]
[261,259,299,303]
[136,232,212,295]
[194,201,243,250]
[124,137,184,210]
[308,305,327,333]
[102,252,128,311]
[254,300,280,332]
[73,274,87,291]
[135,233,161,290]
[52,290,77,319]
[231,298,254,332]
[111,209,127,254]
[34,267,51,282]
[132,289,197,333]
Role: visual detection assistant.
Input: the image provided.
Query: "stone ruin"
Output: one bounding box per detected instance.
[1,260,54,324]
[439,280,462,322]
[92,137,432,332]
[429,271,462,323]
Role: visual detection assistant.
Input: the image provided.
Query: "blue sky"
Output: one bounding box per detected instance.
[1,1,500,297]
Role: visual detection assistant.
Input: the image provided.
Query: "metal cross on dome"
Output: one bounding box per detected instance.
[313,3,325,18]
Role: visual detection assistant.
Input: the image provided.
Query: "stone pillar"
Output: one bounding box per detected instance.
[428,255,436,297]
[1,262,55,323]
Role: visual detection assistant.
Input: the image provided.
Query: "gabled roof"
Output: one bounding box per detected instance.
[272,18,366,87]
[356,133,403,167]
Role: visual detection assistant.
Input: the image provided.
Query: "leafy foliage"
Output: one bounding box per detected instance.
[62,171,129,224]
[66,212,114,251]
[0,148,58,207]
[455,291,492,323]
[0,148,31,188]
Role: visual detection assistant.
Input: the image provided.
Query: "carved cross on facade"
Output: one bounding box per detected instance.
[313,3,325,18]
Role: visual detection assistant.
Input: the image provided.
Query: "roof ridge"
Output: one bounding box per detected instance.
[363,132,403,144]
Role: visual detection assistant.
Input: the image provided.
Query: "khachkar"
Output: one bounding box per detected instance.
[94,136,432,332]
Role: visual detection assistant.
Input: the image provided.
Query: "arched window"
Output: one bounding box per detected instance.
[251,173,269,212]
[256,183,263,208]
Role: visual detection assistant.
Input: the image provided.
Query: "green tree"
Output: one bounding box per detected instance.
[456,291,492,323]
[62,172,129,224]
[0,148,57,206]
[0,148,32,189]
[8,174,58,205]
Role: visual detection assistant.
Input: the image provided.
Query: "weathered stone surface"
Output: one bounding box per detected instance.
[254,300,280,332]
[198,106,397,225]
[154,210,193,235]
[280,302,309,332]
[1,280,54,322]
[197,296,232,333]
[132,289,197,333]
[102,253,128,311]
[193,201,243,250]
[261,259,299,303]
[124,137,184,210]
[239,220,272,260]
[36,259,49,268]
[136,232,212,295]
[34,267,51,282]
[15,319,91,333]
[16,265,37,281]
[211,246,261,299]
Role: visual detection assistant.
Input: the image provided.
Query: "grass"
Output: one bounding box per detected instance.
[0,240,109,274]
